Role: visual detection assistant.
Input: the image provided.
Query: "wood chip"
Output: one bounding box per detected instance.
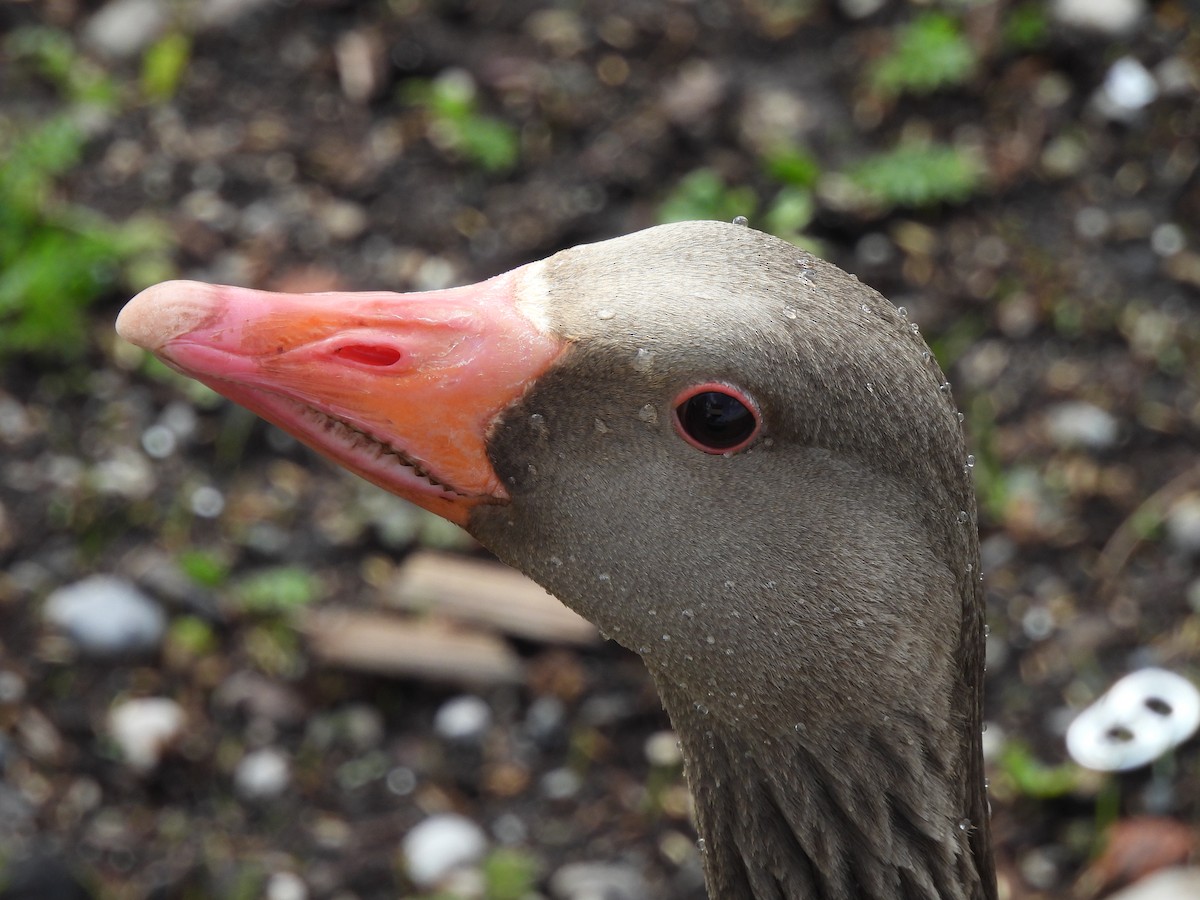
[387,552,598,646]
[303,608,523,685]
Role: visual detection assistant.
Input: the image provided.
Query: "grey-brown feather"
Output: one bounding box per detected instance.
[470,221,995,899]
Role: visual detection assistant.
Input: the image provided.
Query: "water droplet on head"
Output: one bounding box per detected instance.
[594,418,609,434]
[939,382,952,393]
[596,308,615,321]
[549,556,563,567]
[921,350,931,362]
[909,322,920,335]
[633,348,655,370]
[898,306,908,319]
[638,404,658,424]
[723,580,735,590]
[783,305,798,319]
[706,635,715,644]
[984,624,991,637]
[964,454,976,472]
[598,572,611,582]
[958,817,971,832]
[865,382,875,394]
[957,411,965,423]
[731,215,749,227]
[860,302,870,313]
[956,510,969,524]
[661,633,671,641]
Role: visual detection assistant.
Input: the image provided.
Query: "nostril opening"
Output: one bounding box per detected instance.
[1145,697,1173,716]
[336,344,402,366]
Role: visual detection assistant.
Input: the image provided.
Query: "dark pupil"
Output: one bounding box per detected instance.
[678,391,754,449]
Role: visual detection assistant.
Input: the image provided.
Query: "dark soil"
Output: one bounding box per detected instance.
[1,1,1198,898]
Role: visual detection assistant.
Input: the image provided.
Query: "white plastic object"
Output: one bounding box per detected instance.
[1066,668,1200,771]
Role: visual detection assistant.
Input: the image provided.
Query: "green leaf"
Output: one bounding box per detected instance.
[871,13,977,97]
[142,33,191,103]
[845,141,983,210]
[658,169,757,225]
[232,567,322,616]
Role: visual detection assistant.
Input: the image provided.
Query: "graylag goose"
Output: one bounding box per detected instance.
[117,220,997,900]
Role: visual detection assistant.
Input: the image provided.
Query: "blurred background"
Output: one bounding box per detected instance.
[1,0,1198,897]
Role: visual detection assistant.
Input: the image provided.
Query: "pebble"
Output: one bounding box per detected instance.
[402,814,488,889]
[838,0,887,19]
[108,697,185,771]
[1095,57,1159,121]
[1052,0,1145,37]
[235,747,291,799]
[1105,868,1200,900]
[434,695,493,743]
[43,576,166,657]
[549,862,649,900]
[265,871,308,900]
[90,448,156,500]
[1045,402,1119,450]
[1166,496,1200,555]
[83,0,171,58]
[644,730,683,767]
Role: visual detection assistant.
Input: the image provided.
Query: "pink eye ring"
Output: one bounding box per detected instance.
[672,383,761,454]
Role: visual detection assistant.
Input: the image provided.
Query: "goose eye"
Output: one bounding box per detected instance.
[673,384,760,454]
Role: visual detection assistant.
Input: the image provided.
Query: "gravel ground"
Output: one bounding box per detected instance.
[1,1,1198,898]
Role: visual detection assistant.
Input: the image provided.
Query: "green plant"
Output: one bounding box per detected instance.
[142,32,191,102]
[871,13,977,97]
[404,72,520,173]
[0,28,173,360]
[1004,3,1049,50]
[658,169,757,225]
[998,740,1084,799]
[232,567,322,616]
[482,849,540,900]
[843,139,984,210]
[179,549,231,588]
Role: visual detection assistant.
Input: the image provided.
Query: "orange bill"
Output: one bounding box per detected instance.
[116,272,566,526]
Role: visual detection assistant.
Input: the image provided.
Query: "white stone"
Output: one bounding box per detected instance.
[1053,0,1145,37]
[235,747,291,799]
[264,871,308,900]
[108,697,185,771]
[1045,402,1118,450]
[1095,57,1159,121]
[83,0,171,58]
[1166,496,1200,554]
[44,576,166,657]
[1106,869,1200,900]
[402,814,487,888]
[434,695,492,743]
[550,862,649,900]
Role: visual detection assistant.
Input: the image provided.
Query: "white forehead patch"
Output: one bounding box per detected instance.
[512,260,554,335]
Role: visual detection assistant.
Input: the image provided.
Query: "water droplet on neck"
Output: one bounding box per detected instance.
[956,510,969,524]
[958,817,971,832]
[957,412,965,423]
[594,418,609,434]
[860,302,870,313]
[939,382,952,393]
[661,633,671,641]
[638,404,658,424]
[596,307,615,321]
[633,348,655,370]
[909,322,920,335]
[706,635,715,644]
[731,215,749,227]
[984,624,991,637]
[865,382,875,394]
[782,305,798,319]
[549,556,563,567]
[897,306,908,319]
[682,608,694,618]
[921,350,931,362]
[598,572,610,582]
[964,454,976,473]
